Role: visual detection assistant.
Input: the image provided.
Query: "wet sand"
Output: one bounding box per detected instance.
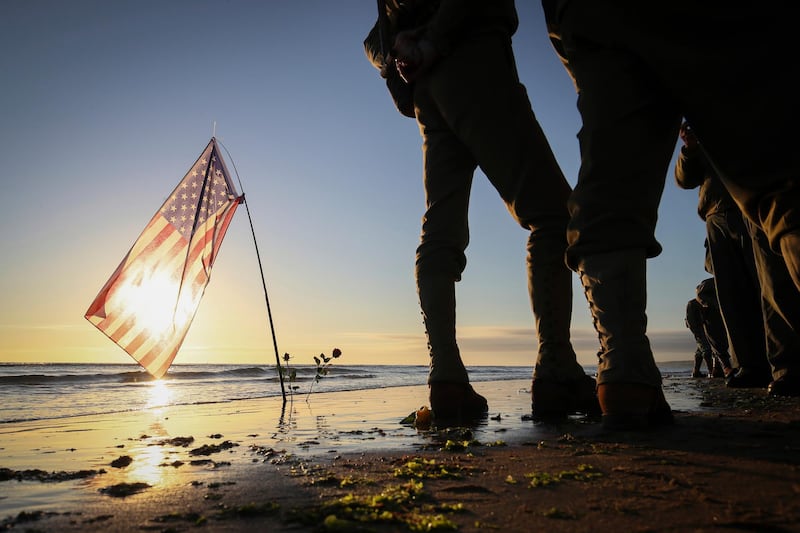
[2,376,800,531]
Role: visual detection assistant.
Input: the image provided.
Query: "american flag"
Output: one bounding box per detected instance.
[86,138,242,378]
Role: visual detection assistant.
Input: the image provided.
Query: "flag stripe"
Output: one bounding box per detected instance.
[90,216,182,329]
[137,331,185,374]
[104,209,224,367]
[135,228,219,370]
[85,138,241,378]
[114,232,199,352]
[101,221,186,344]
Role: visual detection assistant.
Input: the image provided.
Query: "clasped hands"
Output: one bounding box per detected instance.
[381,29,439,84]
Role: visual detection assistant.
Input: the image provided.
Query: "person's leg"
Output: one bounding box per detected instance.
[562,94,676,424]
[467,51,582,384]
[691,345,704,377]
[423,32,595,418]
[779,234,800,293]
[413,108,474,386]
[695,277,733,376]
[691,347,708,378]
[705,211,771,387]
[576,250,673,429]
[413,63,487,420]
[525,228,599,419]
[556,1,678,428]
[686,299,709,377]
[702,348,714,377]
[745,219,800,396]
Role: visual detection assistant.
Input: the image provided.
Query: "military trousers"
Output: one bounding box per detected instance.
[413,31,572,280]
[745,218,800,381]
[706,210,770,377]
[412,31,574,383]
[553,0,800,270]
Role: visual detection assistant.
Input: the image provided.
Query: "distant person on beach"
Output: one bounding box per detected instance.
[364,0,598,422]
[539,1,799,429]
[675,121,771,388]
[684,296,713,378]
[694,277,733,379]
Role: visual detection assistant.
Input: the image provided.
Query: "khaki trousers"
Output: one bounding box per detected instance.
[413,31,577,383]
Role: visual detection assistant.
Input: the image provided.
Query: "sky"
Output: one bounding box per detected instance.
[0,1,709,370]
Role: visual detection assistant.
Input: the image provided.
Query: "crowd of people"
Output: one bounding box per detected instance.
[365,0,799,430]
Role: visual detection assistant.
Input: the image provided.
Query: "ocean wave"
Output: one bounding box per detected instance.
[0,373,134,386]
[118,371,158,383]
[163,366,272,380]
[0,363,687,425]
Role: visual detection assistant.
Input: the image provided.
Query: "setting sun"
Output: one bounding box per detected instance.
[110,272,192,341]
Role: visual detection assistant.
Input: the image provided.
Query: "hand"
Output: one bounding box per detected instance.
[392,30,439,83]
[380,53,395,79]
[680,121,699,149]
[392,29,421,62]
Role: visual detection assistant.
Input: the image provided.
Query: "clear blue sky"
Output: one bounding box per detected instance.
[0,1,707,368]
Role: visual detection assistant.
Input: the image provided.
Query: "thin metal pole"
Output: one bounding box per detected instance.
[217,139,286,403]
[242,195,286,402]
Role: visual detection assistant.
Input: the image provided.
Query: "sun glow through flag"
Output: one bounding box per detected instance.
[85,138,242,378]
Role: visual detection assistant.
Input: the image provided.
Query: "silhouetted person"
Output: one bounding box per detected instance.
[675,121,771,388]
[365,0,597,422]
[540,1,799,429]
[694,277,733,379]
[685,296,713,378]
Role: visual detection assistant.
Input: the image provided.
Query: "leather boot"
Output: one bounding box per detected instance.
[429,382,488,423]
[768,374,800,397]
[418,273,487,420]
[597,383,673,430]
[528,232,598,419]
[710,360,725,378]
[692,348,705,377]
[577,250,673,430]
[531,374,600,421]
[418,273,468,384]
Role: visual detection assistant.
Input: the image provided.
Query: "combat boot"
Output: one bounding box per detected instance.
[418,273,487,421]
[577,250,673,430]
[702,351,714,377]
[528,233,598,420]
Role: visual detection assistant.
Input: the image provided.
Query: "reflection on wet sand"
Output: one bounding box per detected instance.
[1,377,707,521]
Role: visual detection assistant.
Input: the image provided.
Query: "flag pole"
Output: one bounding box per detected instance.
[217,138,287,403]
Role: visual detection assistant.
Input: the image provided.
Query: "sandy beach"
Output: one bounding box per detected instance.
[2,375,800,531]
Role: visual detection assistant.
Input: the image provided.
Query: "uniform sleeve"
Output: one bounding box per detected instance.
[675,145,708,190]
[364,19,386,72]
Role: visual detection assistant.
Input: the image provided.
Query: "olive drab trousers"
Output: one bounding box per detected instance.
[745,218,800,382]
[555,1,800,269]
[412,30,584,385]
[706,209,770,378]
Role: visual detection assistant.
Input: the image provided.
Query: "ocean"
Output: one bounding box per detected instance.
[0,361,697,425]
